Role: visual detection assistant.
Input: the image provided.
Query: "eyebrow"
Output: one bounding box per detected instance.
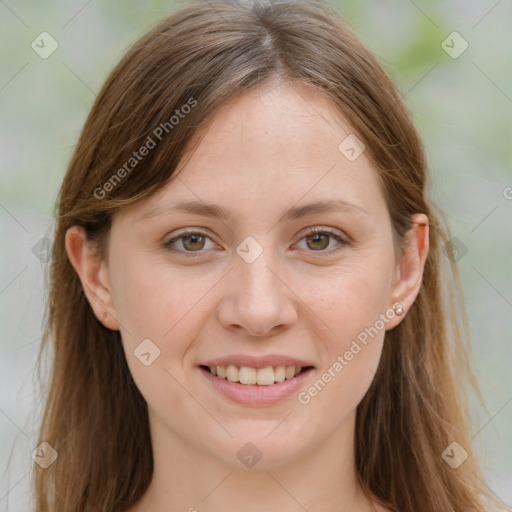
[139,198,368,223]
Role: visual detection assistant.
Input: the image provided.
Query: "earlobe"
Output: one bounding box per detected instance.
[64,226,120,331]
[386,213,429,330]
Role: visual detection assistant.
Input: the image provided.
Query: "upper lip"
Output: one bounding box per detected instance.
[201,354,314,369]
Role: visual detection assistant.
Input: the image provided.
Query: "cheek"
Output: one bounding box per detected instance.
[110,257,210,415]
[110,264,233,464]
[293,279,389,442]
[301,253,393,398]
[110,254,215,360]
[308,255,393,343]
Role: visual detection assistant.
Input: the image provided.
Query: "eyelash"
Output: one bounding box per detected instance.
[164,227,350,257]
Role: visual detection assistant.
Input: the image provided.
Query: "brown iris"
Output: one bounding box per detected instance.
[305,233,330,251]
[182,234,206,251]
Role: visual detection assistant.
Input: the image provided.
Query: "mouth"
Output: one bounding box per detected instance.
[198,361,315,406]
[199,364,314,385]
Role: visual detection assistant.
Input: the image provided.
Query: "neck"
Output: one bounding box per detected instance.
[130,408,375,512]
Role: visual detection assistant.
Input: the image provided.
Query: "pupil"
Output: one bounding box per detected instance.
[185,234,203,250]
[309,233,328,250]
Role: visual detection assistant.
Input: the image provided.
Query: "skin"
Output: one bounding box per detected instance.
[66,80,429,512]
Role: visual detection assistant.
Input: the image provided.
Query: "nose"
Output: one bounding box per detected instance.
[217,251,298,338]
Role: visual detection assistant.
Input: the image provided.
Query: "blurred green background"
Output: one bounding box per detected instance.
[1,0,511,509]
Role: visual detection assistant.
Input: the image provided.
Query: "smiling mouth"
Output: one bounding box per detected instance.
[199,364,314,386]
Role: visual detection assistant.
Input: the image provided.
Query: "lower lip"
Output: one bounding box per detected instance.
[199,367,314,406]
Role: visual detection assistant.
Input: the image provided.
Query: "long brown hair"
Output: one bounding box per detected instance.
[32,0,504,510]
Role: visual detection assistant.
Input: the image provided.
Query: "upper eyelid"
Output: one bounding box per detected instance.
[165,226,349,251]
[166,225,347,241]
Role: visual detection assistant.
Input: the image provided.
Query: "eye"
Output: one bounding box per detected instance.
[164,227,349,257]
[164,229,215,255]
[294,227,349,254]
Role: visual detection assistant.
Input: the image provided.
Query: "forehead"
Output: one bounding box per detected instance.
[124,82,386,223]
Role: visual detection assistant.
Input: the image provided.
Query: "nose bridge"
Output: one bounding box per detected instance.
[235,241,282,306]
[219,236,296,337]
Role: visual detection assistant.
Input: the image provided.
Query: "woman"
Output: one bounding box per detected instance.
[33,0,505,510]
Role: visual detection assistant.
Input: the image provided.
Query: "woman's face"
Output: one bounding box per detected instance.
[73,81,427,470]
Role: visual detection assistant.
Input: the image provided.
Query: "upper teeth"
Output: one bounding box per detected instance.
[208,365,302,385]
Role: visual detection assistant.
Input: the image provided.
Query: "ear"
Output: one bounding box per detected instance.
[65,225,120,331]
[386,213,429,330]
